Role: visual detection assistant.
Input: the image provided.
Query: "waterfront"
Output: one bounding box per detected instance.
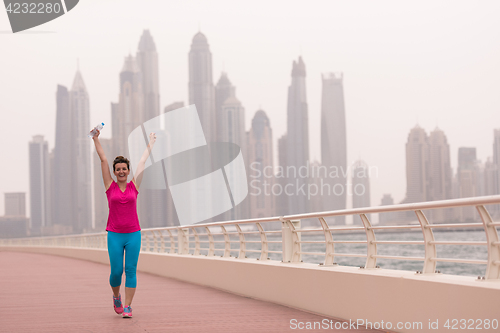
[239,229,490,277]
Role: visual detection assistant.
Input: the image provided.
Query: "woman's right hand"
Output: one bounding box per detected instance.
[92,129,100,139]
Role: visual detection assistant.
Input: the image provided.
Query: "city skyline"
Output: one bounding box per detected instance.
[1,1,500,219]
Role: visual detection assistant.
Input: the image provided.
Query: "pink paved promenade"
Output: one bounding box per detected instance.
[0,252,382,332]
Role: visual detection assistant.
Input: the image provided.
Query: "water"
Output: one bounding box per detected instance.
[199,229,489,278]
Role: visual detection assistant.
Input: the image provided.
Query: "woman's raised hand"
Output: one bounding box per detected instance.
[92,128,101,139]
[149,132,156,145]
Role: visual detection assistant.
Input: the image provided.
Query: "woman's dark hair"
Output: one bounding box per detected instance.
[113,156,130,171]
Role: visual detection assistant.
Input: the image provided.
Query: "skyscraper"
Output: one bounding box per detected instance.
[286,57,309,215]
[247,110,274,218]
[136,30,167,229]
[352,160,371,224]
[405,125,429,204]
[321,72,347,224]
[427,128,452,222]
[189,32,216,143]
[53,85,74,232]
[136,29,160,123]
[29,135,51,232]
[70,70,92,233]
[458,147,477,221]
[276,134,288,215]
[427,128,452,201]
[215,72,236,143]
[111,55,144,159]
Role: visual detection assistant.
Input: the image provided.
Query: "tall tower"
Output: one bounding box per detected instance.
[70,70,92,233]
[29,135,51,234]
[321,72,347,224]
[458,147,477,221]
[137,29,160,123]
[352,160,371,223]
[136,30,167,229]
[112,55,143,159]
[189,32,216,142]
[247,110,274,219]
[219,96,247,220]
[286,57,309,215]
[215,72,236,143]
[276,134,288,215]
[53,85,74,233]
[427,128,452,222]
[405,125,429,204]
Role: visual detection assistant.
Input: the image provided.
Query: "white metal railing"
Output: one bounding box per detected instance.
[1,195,500,280]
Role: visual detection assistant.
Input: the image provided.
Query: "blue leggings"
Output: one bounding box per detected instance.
[107,231,141,288]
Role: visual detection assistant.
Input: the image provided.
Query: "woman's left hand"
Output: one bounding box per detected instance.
[149,132,157,146]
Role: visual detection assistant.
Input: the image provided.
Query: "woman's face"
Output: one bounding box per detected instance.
[114,163,130,182]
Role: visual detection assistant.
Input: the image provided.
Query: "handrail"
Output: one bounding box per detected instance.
[1,195,500,280]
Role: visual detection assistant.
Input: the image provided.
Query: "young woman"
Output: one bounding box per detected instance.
[92,129,156,318]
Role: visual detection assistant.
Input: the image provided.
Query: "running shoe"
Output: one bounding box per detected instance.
[113,294,123,314]
[122,305,133,318]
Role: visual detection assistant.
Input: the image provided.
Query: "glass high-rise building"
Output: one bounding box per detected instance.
[189,32,216,143]
[321,72,346,224]
[215,72,236,143]
[247,110,274,219]
[70,70,92,233]
[405,125,429,204]
[53,85,74,232]
[286,57,309,215]
[29,135,51,233]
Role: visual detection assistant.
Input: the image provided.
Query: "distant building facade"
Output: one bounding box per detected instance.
[379,194,398,225]
[321,73,347,224]
[457,147,477,221]
[285,57,309,215]
[71,70,92,233]
[247,110,275,219]
[189,32,216,143]
[29,135,51,233]
[4,193,25,216]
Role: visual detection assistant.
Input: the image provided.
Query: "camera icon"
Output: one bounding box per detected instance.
[127,104,248,226]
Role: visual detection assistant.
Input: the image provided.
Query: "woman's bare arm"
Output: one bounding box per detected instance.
[92,129,113,190]
[132,132,156,190]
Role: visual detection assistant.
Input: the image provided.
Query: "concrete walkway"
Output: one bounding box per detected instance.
[0,252,382,332]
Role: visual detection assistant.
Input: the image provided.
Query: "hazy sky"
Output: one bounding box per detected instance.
[1,0,499,217]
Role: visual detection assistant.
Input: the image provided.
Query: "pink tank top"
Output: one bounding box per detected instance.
[105,181,141,233]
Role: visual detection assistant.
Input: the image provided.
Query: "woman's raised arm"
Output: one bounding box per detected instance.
[92,129,113,190]
[132,132,156,191]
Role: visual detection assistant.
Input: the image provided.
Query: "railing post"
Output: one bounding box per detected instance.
[220,225,231,257]
[360,214,377,269]
[177,228,189,254]
[192,228,200,255]
[476,205,500,280]
[281,218,301,263]
[236,224,246,259]
[256,223,268,261]
[159,230,165,253]
[152,231,158,253]
[166,230,175,254]
[318,217,335,266]
[415,209,437,274]
[205,227,215,256]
